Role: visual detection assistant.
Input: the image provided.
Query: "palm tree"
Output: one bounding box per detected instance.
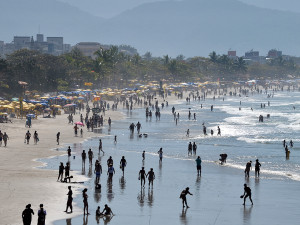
[234,57,247,72]
[209,51,218,63]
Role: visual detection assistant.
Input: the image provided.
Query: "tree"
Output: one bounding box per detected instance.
[209,51,218,63]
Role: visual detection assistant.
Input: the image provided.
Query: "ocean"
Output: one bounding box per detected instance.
[41,89,300,225]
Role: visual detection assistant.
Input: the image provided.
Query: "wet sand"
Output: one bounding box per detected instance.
[49,92,300,225]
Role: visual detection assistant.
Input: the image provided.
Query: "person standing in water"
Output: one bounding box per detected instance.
[241,184,253,205]
[179,187,193,208]
[255,159,261,177]
[217,126,221,136]
[195,156,202,176]
[158,148,163,162]
[244,161,252,178]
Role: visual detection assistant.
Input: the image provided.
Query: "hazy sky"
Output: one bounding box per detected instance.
[58,0,300,18]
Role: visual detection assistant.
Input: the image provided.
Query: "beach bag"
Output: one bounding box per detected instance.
[180,191,185,199]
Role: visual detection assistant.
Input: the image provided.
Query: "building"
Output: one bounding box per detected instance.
[13,36,31,50]
[228,50,237,60]
[74,42,101,59]
[244,50,260,63]
[267,49,282,58]
[47,37,64,56]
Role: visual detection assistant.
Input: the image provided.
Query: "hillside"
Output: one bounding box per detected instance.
[99,0,300,56]
[1,0,300,57]
[0,0,103,43]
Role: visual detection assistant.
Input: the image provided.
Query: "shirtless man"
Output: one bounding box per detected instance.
[139,167,146,187]
[146,168,155,188]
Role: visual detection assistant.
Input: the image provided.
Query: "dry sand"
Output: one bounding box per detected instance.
[0,107,124,225]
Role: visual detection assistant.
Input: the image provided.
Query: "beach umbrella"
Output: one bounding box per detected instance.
[75,122,84,126]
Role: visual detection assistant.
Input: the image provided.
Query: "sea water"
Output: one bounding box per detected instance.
[42,90,300,225]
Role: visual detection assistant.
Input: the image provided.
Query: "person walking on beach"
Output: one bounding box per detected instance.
[142,151,145,161]
[192,142,197,155]
[120,156,127,176]
[146,168,155,188]
[99,139,104,154]
[82,188,89,215]
[67,146,71,157]
[94,160,102,183]
[195,156,202,176]
[82,150,87,168]
[25,130,31,144]
[22,204,34,225]
[57,162,64,182]
[217,126,221,136]
[139,167,146,187]
[37,204,46,225]
[107,164,115,182]
[255,159,261,177]
[107,156,113,169]
[74,124,78,136]
[56,132,60,145]
[241,184,253,205]
[65,186,73,213]
[180,187,193,208]
[3,132,8,147]
[244,161,252,178]
[158,148,163,162]
[0,131,3,147]
[33,131,39,144]
[88,148,94,165]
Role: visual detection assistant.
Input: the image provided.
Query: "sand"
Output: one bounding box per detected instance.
[0,106,124,225]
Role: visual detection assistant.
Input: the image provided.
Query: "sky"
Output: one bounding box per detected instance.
[58,0,300,18]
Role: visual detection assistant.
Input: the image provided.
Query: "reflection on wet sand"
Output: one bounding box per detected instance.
[119,176,126,193]
[66,218,71,225]
[83,215,88,225]
[137,188,145,207]
[88,165,93,178]
[195,176,201,193]
[94,179,101,203]
[180,208,189,225]
[106,177,114,202]
[147,188,154,207]
[243,205,253,224]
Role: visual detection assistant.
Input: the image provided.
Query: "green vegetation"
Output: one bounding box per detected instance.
[0,48,299,96]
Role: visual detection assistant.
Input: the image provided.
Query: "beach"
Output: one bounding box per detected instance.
[0,104,124,225]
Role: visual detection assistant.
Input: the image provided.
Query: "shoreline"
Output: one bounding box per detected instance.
[0,102,125,225]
